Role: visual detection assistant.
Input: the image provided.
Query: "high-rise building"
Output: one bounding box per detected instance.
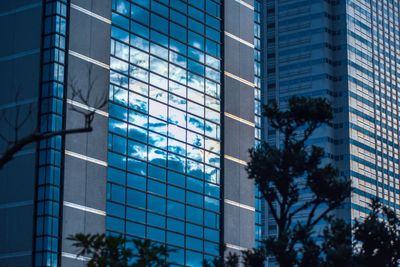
[2,0,400,266]
[0,0,256,266]
[263,0,400,257]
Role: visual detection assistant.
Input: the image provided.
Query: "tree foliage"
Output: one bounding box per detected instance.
[68,233,172,267]
[246,96,351,266]
[207,202,400,267]
[353,199,400,267]
[203,248,265,267]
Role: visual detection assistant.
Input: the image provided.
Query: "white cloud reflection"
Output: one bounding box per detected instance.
[108,19,222,187]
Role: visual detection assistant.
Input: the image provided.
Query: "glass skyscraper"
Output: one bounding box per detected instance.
[1,0,256,266]
[2,0,400,266]
[263,0,400,260]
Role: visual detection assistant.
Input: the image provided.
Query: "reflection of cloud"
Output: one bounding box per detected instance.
[149,99,167,120]
[168,139,186,155]
[116,1,129,15]
[169,81,186,98]
[206,67,220,83]
[188,47,204,63]
[206,96,220,111]
[206,55,220,69]
[188,101,204,118]
[128,141,147,160]
[206,109,220,124]
[192,41,202,50]
[128,125,147,142]
[169,64,186,84]
[128,110,147,126]
[109,105,127,121]
[188,115,204,133]
[150,73,168,90]
[150,56,168,76]
[188,72,205,91]
[129,78,148,95]
[131,35,149,51]
[169,94,186,110]
[205,152,219,167]
[205,79,220,98]
[188,132,203,147]
[187,160,204,179]
[205,139,220,153]
[129,92,148,113]
[114,40,129,60]
[168,124,185,141]
[110,71,128,88]
[148,132,166,148]
[205,122,220,140]
[205,182,220,197]
[109,13,225,192]
[188,89,204,104]
[168,107,186,126]
[130,66,148,83]
[170,50,187,67]
[148,118,167,135]
[130,47,148,68]
[125,125,218,170]
[168,153,186,173]
[204,196,219,212]
[150,43,168,59]
[109,103,221,183]
[148,147,167,167]
[205,166,219,184]
[149,86,167,102]
[110,85,128,105]
[187,146,204,162]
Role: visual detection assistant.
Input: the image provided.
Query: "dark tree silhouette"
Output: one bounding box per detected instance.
[203,252,239,267]
[203,246,265,267]
[319,218,352,267]
[68,233,172,267]
[241,247,266,266]
[353,199,400,267]
[246,96,351,266]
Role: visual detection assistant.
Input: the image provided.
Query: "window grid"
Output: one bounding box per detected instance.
[254,0,265,247]
[34,1,69,267]
[107,0,222,265]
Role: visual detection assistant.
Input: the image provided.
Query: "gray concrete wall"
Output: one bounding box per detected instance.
[0,1,42,266]
[60,1,111,266]
[223,0,256,254]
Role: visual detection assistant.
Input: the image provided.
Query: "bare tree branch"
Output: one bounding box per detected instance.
[0,126,92,169]
[0,67,107,170]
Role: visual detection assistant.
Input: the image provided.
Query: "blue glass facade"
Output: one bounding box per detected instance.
[254,0,264,247]
[106,0,222,265]
[34,1,69,266]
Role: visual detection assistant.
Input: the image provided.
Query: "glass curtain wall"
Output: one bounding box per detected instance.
[253,0,264,247]
[34,1,69,266]
[106,0,222,265]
